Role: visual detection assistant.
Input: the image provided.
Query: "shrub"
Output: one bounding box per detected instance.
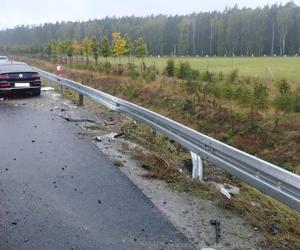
[125,84,139,98]
[165,59,175,77]
[253,82,269,109]
[176,62,192,80]
[233,85,252,107]
[182,99,193,111]
[276,79,290,95]
[182,79,199,94]
[191,69,200,80]
[228,69,239,84]
[201,71,214,82]
[274,94,294,112]
[128,70,140,80]
[143,71,156,83]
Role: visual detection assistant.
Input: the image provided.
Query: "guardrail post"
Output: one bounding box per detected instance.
[191,152,203,181]
[78,94,84,106]
[60,85,64,97]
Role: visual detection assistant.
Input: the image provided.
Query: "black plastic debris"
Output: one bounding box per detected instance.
[268,223,279,236]
[114,133,125,139]
[210,219,221,243]
[94,136,102,142]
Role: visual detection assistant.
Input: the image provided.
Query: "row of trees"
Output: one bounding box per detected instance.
[0,2,300,56]
[41,33,148,65]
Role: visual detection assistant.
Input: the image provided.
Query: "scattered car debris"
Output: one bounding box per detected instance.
[94,136,102,142]
[11,221,17,225]
[114,132,125,138]
[98,200,103,204]
[210,219,221,243]
[103,122,115,126]
[219,186,231,199]
[59,115,96,123]
[268,223,279,236]
[41,87,54,91]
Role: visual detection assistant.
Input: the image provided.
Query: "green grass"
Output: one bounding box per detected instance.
[102,56,300,84]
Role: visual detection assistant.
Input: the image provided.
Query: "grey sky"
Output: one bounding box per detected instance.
[0,0,298,29]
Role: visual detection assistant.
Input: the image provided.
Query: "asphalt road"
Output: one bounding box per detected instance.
[0,96,193,249]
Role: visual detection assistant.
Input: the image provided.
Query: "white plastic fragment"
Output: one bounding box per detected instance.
[219,186,232,199]
[41,87,54,91]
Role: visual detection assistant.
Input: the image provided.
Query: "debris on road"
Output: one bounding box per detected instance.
[94,136,102,142]
[114,132,125,139]
[219,186,231,199]
[268,223,279,236]
[59,115,97,123]
[210,219,221,244]
[41,87,54,91]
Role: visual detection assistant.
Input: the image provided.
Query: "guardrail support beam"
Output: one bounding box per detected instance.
[78,93,84,106]
[191,152,203,181]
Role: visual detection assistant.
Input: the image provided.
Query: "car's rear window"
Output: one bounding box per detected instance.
[0,63,34,74]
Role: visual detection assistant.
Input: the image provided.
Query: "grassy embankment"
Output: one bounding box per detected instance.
[15,55,300,249]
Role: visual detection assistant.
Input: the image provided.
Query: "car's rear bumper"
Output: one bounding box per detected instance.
[0,86,41,91]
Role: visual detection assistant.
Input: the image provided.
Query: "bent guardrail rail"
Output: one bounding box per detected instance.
[34,67,300,212]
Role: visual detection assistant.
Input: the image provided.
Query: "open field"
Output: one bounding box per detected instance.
[111,56,300,84]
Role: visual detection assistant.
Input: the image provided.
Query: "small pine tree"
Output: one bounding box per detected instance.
[165,59,175,77]
[176,62,192,80]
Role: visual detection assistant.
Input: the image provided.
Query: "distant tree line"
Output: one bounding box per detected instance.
[0,2,300,56]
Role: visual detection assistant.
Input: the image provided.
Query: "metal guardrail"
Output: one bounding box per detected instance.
[34,67,300,213]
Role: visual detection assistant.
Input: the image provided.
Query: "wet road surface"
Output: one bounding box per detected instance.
[0,97,193,249]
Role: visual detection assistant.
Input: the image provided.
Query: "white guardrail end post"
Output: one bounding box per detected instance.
[191,152,203,181]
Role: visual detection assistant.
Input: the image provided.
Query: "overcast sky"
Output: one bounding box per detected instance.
[0,0,298,30]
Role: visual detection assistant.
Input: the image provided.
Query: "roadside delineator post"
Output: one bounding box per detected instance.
[191,151,203,181]
[56,65,64,97]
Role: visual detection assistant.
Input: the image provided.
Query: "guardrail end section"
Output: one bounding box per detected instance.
[191,152,203,181]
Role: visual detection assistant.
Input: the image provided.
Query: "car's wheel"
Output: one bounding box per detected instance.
[32,89,41,96]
